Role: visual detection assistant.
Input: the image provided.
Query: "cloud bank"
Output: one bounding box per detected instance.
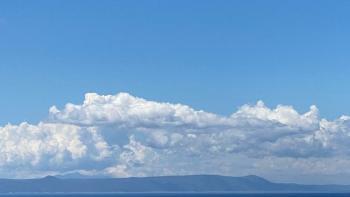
[2,92,350,183]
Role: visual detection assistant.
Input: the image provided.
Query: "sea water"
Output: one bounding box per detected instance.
[0,193,349,197]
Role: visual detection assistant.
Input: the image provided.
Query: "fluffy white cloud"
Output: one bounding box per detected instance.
[0,122,111,170]
[49,92,228,129]
[2,92,350,183]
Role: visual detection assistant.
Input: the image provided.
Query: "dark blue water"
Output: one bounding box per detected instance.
[0,194,348,197]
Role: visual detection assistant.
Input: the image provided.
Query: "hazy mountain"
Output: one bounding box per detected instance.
[56,172,108,179]
[0,175,349,193]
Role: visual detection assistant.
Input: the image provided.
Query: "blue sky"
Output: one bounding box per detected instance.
[0,0,349,125]
[2,1,350,184]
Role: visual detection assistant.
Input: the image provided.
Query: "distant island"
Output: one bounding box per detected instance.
[0,175,349,193]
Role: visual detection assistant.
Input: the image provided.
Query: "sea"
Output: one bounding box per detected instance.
[0,193,348,197]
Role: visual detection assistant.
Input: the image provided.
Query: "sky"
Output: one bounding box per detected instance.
[1,0,350,184]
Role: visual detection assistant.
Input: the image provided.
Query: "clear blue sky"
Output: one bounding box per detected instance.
[0,0,349,125]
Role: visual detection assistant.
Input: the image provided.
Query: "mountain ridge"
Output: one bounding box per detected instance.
[0,175,349,193]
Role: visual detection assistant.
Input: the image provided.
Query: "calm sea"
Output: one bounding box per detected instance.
[0,194,348,197]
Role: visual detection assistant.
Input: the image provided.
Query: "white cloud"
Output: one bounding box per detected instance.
[232,100,319,129]
[2,92,350,183]
[0,122,111,174]
[49,92,228,129]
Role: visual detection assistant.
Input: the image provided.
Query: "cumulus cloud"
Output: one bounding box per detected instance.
[2,92,350,183]
[0,122,111,170]
[49,92,228,129]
